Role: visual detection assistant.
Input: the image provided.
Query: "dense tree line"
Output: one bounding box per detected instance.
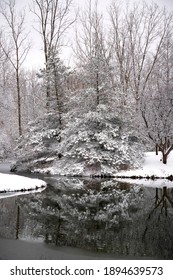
[0,0,173,167]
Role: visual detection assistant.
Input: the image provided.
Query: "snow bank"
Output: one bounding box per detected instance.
[0,173,46,193]
[115,151,173,182]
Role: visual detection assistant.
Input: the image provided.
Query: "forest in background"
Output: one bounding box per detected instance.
[0,0,173,175]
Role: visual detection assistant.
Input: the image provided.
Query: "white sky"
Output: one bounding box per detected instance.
[2,0,173,70]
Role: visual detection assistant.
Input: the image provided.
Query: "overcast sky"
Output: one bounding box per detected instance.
[12,0,173,69]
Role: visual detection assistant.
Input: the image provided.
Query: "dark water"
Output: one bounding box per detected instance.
[0,169,173,259]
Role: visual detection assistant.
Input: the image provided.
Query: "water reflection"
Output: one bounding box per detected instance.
[142,186,173,258]
[155,187,173,214]
[0,177,173,259]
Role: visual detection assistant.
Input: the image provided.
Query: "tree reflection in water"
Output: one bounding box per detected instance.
[155,187,173,215]
[1,178,173,259]
[142,186,173,259]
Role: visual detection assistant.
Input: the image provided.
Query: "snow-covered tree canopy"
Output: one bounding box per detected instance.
[1,0,173,172]
[139,33,173,163]
[12,102,144,176]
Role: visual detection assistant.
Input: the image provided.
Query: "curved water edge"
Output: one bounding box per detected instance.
[0,161,47,196]
[8,150,173,183]
[0,166,173,260]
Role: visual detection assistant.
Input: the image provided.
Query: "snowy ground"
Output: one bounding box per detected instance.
[0,172,46,194]
[115,151,173,188]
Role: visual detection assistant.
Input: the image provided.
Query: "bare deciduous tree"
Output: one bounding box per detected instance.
[109,1,173,104]
[140,32,173,164]
[32,0,75,106]
[32,0,75,63]
[74,0,113,108]
[0,0,30,136]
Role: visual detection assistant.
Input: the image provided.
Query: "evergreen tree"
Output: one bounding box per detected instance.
[39,50,70,129]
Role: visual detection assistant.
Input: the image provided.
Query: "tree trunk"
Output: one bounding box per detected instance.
[96,71,100,106]
[158,142,173,165]
[156,144,158,155]
[53,62,62,129]
[163,153,167,164]
[15,205,20,240]
[16,67,22,136]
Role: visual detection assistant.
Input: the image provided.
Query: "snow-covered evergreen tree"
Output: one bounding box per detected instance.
[38,50,71,129]
[10,2,145,176]
[54,104,143,176]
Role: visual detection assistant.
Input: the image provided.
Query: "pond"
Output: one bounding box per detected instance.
[0,166,173,260]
